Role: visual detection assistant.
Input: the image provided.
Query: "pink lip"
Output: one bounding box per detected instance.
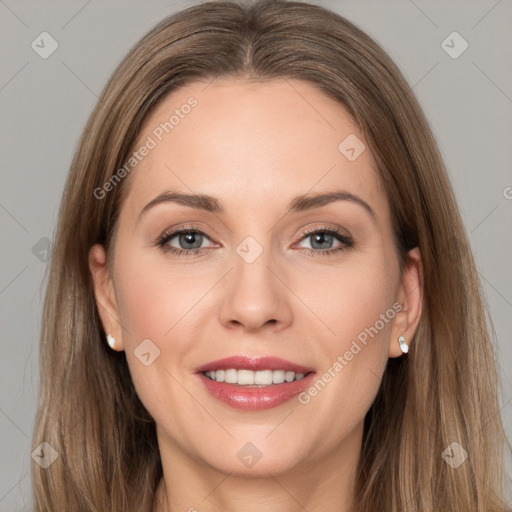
[195,355,313,374]
[197,372,316,410]
[195,356,316,410]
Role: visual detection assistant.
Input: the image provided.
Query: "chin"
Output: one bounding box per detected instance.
[203,451,304,478]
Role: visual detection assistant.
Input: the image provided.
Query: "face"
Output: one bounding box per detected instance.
[90,78,422,479]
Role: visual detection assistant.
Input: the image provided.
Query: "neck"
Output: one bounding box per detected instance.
[153,423,363,512]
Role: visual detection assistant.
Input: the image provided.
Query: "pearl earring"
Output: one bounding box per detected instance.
[106,333,116,349]
[398,335,408,354]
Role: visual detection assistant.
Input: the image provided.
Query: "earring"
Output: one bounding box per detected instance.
[398,335,408,354]
[106,333,116,349]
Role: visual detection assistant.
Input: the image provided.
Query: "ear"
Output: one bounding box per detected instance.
[388,247,423,358]
[88,244,124,351]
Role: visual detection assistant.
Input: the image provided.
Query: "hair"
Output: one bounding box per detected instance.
[32,0,510,510]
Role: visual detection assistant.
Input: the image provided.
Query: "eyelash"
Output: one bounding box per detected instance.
[155,225,354,258]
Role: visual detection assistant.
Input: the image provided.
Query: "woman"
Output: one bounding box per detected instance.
[32,0,510,510]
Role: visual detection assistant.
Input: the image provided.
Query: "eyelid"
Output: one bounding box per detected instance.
[295,224,351,241]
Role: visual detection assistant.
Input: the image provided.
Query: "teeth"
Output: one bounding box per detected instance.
[285,371,295,382]
[204,369,307,385]
[272,370,285,384]
[225,369,237,384]
[255,370,272,385]
[238,369,255,385]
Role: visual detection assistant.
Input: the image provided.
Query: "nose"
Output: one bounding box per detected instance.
[218,244,293,334]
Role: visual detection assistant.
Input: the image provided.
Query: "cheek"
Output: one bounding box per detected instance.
[295,253,398,349]
[114,253,198,347]
[112,250,210,390]
[294,253,398,417]
[113,257,199,432]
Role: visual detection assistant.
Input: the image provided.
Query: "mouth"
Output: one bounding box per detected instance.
[195,356,316,410]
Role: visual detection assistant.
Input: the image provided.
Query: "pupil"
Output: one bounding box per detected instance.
[312,233,333,249]
[180,232,202,249]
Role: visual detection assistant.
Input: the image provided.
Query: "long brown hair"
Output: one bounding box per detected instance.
[32,1,510,510]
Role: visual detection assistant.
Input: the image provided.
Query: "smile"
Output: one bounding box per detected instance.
[195,355,316,410]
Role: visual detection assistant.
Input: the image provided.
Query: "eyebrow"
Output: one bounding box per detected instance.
[138,189,375,222]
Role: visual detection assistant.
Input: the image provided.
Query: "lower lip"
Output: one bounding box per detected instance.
[198,372,316,410]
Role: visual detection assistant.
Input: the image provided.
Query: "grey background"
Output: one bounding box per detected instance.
[1,0,511,509]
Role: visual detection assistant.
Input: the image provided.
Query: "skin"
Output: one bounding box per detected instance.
[89,78,423,512]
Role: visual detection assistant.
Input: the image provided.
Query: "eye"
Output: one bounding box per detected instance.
[156,227,215,256]
[295,227,354,255]
[155,225,354,257]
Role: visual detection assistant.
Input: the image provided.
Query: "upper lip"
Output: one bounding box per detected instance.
[195,355,314,374]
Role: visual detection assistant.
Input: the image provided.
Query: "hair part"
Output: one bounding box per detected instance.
[33,1,510,510]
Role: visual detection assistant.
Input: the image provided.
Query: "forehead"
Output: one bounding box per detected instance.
[122,78,387,220]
